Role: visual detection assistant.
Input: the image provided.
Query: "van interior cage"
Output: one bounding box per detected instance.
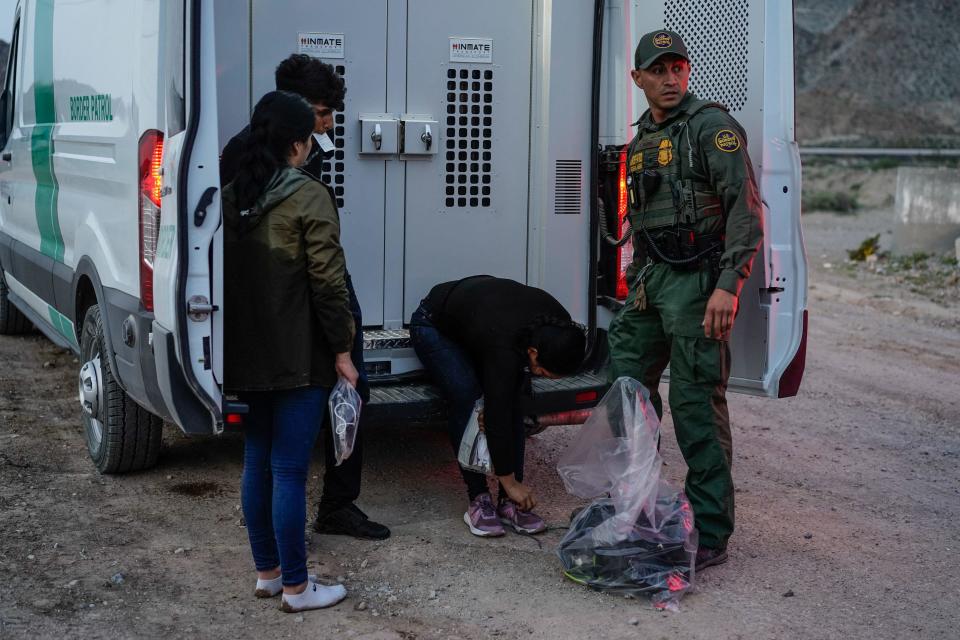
[444,66,494,209]
[664,0,750,111]
[319,64,348,209]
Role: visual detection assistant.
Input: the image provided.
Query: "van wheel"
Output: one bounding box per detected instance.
[0,270,32,334]
[79,304,163,473]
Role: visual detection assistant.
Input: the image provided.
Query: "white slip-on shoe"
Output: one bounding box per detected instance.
[279,581,347,613]
[254,573,318,599]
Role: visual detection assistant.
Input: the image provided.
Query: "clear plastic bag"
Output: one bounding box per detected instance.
[328,378,362,466]
[457,398,493,474]
[556,377,697,610]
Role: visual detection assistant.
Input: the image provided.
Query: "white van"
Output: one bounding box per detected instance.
[0,0,807,473]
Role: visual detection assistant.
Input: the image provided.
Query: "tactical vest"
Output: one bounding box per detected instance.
[626,99,727,268]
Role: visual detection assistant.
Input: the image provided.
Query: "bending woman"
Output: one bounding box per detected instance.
[223,90,356,613]
[410,276,587,537]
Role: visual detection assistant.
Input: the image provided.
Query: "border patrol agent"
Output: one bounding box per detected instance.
[608,29,763,570]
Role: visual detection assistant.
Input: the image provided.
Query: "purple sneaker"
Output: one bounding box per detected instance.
[463,493,505,537]
[497,499,547,534]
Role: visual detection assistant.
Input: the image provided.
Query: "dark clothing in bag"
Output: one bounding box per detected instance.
[223,167,354,392]
[419,276,570,476]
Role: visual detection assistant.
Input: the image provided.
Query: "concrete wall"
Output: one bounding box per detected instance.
[892,167,960,255]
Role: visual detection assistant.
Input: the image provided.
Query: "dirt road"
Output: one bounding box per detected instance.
[2,195,959,639]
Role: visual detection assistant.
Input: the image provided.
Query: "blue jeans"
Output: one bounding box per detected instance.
[409,305,525,501]
[241,386,328,586]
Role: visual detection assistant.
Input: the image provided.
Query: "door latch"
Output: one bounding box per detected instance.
[399,116,438,156]
[359,115,399,154]
[193,186,218,227]
[187,295,218,322]
[420,124,433,151]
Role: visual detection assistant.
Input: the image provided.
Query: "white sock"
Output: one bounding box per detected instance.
[280,581,347,612]
[254,573,318,598]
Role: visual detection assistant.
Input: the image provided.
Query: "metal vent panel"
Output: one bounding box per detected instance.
[443,66,494,209]
[554,160,583,215]
[320,64,347,209]
[664,0,750,111]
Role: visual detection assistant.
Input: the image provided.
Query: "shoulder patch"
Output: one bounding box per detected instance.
[714,129,741,153]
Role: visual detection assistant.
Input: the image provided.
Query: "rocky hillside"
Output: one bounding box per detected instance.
[795,0,960,147]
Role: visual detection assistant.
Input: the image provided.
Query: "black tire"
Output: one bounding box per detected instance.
[0,269,33,334]
[79,304,163,473]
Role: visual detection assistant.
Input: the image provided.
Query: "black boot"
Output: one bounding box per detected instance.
[313,503,391,540]
[695,544,729,571]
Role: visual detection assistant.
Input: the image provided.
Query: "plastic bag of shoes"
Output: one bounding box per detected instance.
[328,378,362,466]
[556,377,697,610]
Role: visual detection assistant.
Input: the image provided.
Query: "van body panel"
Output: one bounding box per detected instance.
[401,0,534,318]
[0,0,218,438]
[183,0,224,424]
[526,0,595,324]
[248,0,390,326]
[609,0,806,398]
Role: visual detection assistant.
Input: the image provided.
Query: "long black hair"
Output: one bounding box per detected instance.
[231,90,315,211]
[522,315,587,376]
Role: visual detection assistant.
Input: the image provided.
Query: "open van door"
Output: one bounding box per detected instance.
[152,0,224,433]
[602,0,807,398]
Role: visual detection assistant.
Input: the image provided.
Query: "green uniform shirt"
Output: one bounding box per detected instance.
[627,91,763,297]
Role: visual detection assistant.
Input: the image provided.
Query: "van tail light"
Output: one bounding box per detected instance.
[138,129,164,312]
[615,148,632,300]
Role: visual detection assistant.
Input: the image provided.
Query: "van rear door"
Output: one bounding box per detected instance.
[608,0,807,398]
[152,0,223,432]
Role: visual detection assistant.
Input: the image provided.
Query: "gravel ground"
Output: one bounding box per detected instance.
[1,177,959,639]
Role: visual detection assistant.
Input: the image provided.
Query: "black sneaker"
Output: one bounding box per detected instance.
[313,503,391,540]
[695,545,729,571]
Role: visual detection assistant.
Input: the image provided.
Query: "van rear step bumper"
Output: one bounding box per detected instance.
[365,371,610,425]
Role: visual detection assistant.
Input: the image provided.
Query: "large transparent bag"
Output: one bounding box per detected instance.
[328,378,362,466]
[457,398,493,474]
[556,377,697,610]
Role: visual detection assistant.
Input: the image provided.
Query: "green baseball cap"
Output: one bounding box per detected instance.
[634,29,689,69]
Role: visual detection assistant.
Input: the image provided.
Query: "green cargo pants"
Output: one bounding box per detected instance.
[608,262,734,549]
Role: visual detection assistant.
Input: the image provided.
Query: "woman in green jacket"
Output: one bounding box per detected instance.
[223,91,356,613]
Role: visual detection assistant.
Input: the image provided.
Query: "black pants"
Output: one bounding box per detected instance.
[318,274,368,510]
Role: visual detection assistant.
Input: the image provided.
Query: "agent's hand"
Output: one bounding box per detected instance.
[703,289,738,340]
[498,474,536,511]
[477,409,485,433]
[335,352,359,388]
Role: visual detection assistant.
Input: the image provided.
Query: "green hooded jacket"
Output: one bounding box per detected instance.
[223,167,355,392]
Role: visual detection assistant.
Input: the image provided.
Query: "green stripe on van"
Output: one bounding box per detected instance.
[31,0,63,263]
[47,305,77,347]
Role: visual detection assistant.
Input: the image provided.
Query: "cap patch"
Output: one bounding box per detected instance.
[653,32,673,48]
[715,130,741,153]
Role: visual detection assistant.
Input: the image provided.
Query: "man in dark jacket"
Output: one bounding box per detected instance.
[221,54,389,540]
